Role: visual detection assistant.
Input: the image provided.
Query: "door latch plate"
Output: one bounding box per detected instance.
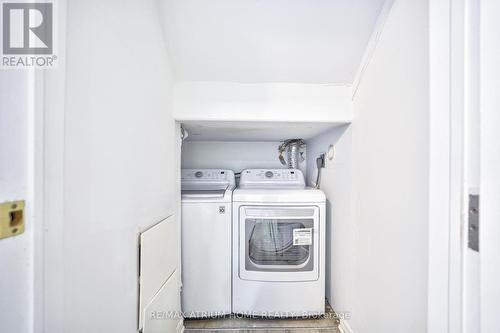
[468,195,479,252]
[0,200,25,240]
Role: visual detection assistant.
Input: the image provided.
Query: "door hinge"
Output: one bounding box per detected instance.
[468,194,479,252]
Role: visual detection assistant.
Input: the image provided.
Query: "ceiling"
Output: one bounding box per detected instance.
[161,0,386,84]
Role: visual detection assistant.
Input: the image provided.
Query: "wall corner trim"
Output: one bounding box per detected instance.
[338,318,354,333]
[351,0,396,100]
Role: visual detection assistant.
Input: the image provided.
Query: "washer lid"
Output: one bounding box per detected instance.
[182,187,233,203]
[239,169,305,189]
[233,188,325,203]
[181,188,227,198]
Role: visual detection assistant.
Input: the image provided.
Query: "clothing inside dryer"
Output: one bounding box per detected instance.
[247,219,312,266]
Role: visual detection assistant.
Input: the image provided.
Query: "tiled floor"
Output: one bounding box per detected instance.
[184,302,341,333]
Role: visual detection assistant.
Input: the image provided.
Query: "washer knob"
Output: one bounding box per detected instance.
[265,171,274,178]
[195,171,203,178]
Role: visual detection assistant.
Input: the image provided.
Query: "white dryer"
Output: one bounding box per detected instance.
[232,169,326,317]
[181,169,235,317]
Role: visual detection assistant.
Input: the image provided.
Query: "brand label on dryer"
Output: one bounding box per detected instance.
[293,228,312,246]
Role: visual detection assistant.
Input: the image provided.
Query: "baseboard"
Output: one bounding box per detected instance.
[178,318,185,333]
[337,318,354,333]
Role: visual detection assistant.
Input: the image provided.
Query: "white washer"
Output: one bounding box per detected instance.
[181,169,235,317]
[232,169,326,317]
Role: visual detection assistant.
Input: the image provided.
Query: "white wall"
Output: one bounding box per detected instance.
[50,0,179,332]
[182,141,306,176]
[305,125,352,309]
[427,1,453,331]
[173,82,352,122]
[0,71,34,333]
[317,0,429,331]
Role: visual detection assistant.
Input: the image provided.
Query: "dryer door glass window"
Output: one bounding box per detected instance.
[245,218,314,271]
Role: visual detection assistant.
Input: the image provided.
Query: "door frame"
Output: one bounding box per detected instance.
[32,1,69,331]
[32,1,494,331]
[427,0,499,332]
[32,54,67,333]
[479,0,500,331]
[428,0,468,332]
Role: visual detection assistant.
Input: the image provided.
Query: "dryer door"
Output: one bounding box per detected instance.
[238,205,320,282]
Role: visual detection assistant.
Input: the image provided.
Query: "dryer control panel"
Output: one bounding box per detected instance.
[239,169,305,189]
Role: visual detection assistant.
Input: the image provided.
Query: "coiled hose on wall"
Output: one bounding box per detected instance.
[278,139,305,169]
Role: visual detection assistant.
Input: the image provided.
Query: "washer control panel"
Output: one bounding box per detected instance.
[182,169,231,181]
[181,169,235,188]
[239,169,305,189]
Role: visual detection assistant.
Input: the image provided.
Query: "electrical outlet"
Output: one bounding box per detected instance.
[317,153,326,168]
[0,201,25,240]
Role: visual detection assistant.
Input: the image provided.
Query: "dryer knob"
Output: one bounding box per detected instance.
[195,171,203,178]
[265,171,274,178]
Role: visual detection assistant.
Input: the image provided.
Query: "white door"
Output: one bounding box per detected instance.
[0,70,33,333]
